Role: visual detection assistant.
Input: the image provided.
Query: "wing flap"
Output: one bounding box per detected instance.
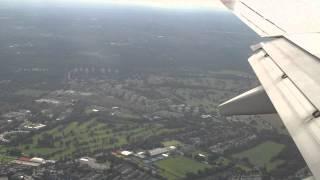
[249,48,320,179]
[261,38,320,112]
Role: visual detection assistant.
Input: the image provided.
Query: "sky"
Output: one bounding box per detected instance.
[74,0,227,10]
[1,0,228,11]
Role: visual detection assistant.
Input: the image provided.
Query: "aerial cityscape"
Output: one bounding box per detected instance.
[0,0,311,179]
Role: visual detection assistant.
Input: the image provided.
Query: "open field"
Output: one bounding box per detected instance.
[156,156,211,180]
[233,141,285,171]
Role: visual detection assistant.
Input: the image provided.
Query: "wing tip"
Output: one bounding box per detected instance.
[218,86,276,116]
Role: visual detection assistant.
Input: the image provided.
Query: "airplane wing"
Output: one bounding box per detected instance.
[218,0,320,178]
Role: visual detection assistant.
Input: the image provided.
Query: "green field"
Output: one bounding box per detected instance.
[156,156,211,180]
[162,140,183,147]
[15,89,48,97]
[233,141,285,171]
[0,155,15,164]
[0,119,175,160]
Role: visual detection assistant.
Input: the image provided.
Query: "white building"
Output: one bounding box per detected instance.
[148,147,170,157]
[30,157,46,164]
[121,150,133,156]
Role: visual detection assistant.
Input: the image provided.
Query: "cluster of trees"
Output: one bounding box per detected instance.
[37,133,55,148]
[7,148,22,157]
[269,140,307,178]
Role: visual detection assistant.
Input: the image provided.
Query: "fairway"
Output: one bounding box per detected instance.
[3,119,176,160]
[233,141,285,170]
[156,156,211,180]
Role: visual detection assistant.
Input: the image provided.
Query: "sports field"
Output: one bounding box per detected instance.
[233,141,285,170]
[156,156,211,180]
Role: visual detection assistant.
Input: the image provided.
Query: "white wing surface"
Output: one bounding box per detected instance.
[219,0,320,178]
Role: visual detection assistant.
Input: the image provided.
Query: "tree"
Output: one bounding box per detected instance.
[37,133,55,148]
[7,148,22,157]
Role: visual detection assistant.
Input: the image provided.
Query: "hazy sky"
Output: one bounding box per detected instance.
[1,0,228,10]
[71,0,227,10]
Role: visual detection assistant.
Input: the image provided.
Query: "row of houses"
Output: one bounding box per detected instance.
[12,157,55,167]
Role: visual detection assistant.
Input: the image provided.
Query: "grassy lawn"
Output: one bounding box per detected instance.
[155,156,211,180]
[162,140,183,147]
[0,155,15,164]
[233,141,285,171]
